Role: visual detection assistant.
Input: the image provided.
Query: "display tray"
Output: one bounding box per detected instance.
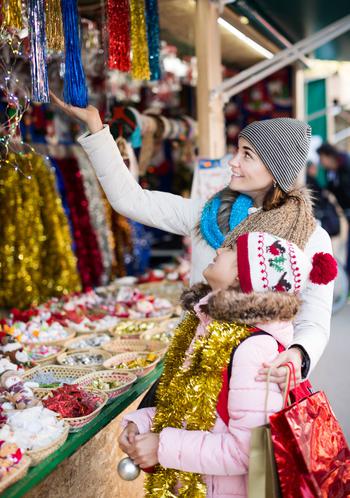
[1,362,163,498]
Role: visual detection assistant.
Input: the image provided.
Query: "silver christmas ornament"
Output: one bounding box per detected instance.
[117,457,140,481]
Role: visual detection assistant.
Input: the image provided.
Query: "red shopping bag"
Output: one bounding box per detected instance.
[269,364,350,498]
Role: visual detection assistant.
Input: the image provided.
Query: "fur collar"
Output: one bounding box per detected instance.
[181,284,300,324]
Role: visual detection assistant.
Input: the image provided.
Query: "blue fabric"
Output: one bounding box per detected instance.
[200,193,253,249]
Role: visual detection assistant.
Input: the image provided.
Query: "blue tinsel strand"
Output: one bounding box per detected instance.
[60,0,88,108]
[28,0,50,103]
[145,0,161,81]
[200,194,253,249]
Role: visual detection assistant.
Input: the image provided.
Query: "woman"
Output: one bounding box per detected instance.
[51,94,333,391]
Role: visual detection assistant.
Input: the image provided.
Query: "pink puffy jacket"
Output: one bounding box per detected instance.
[122,301,292,497]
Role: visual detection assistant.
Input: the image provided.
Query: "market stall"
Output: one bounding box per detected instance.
[0,280,182,496]
[0,0,296,496]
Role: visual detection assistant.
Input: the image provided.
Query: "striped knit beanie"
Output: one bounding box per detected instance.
[239,118,312,192]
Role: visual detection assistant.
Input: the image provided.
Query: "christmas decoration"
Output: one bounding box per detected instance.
[27,0,49,103]
[130,0,150,80]
[1,0,23,30]
[45,0,64,52]
[107,0,131,72]
[145,0,161,80]
[60,0,88,107]
[117,457,140,481]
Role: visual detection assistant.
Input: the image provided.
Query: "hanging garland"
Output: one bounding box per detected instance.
[145,0,161,81]
[60,0,88,107]
[0,153,81,309]
[28,0,50,103]
[1,0,23,30]
[130,0,150,80]
[74,147,114,285]
[145,313,252,497]
[107,0,131,72]
[45,0,64,52]
[54,157,103,289]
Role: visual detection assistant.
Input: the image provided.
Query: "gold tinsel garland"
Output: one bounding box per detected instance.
[0,153,81,309]
[130,0,150,80]
[1,0,23,30]
[145,313,252,497]
[45,0,64,52]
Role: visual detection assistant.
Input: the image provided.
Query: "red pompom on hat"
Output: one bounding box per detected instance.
[309,252,338,285]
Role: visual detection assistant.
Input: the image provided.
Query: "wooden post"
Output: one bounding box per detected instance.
[195,0,226,158]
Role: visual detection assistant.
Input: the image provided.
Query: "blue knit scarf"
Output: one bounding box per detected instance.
[200,194,253,249]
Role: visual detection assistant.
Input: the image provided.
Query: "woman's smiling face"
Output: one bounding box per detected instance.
[228,137,275,200]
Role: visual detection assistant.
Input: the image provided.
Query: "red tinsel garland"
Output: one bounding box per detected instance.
[107,0,131,72]
[54,158,103,289]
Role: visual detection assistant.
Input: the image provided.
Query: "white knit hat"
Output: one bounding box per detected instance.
[236,232,337,294]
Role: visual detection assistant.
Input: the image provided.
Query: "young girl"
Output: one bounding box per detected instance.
[119,232,337,498]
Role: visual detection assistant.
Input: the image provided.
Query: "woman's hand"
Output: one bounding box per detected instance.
[50,91,103,135]
[118,422,139,456]
[127,433,160,469]
[256,348,303,389]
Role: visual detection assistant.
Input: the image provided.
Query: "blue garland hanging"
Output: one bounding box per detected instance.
[28,0,50,103]
[200,194,253,249]
[60,0,88,108]
[145,0,161,81]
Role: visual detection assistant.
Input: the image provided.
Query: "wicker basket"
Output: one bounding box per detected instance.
[77,370,137,403]
[103,351,160,378]
[140,317,180,342]
[0,456,31,493]
[23,364,94,389]
[26,422,70,466]
[64,333,112,351]
[23,328,76,348]
[112,318,171,340]
[102,338,167,356]
[36,390,108,432]
[56,349,112,370]
[27,345,66,367]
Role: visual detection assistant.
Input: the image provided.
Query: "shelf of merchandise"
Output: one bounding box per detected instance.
[1,363,163,498]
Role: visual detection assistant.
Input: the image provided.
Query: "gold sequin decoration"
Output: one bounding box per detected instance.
[130,0,150,80]
[0,153,81,309]
[144,314,252,497]
[45,0,64,52]
[1,0,23,30]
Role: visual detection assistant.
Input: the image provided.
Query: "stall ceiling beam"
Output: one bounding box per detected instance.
[212,14,350,101]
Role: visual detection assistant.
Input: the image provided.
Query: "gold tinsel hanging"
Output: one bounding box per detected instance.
[130,0,150,80]
[0,153,81,309]
[1,0,23,30]
[144,313,252,497]
[45,0,64,52]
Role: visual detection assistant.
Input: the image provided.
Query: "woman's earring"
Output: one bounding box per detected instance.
[273,181,277,188]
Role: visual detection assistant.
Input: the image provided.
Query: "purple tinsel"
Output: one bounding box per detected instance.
[28,0,50,103]
[60,0,88,108]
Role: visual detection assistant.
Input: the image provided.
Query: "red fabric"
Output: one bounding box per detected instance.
[216,333,312,426]
[270,391,350,497]
[236,233,253,293]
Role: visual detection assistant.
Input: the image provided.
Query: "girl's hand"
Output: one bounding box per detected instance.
[256,348,303,389]
[118,422,139,456]
[128,433,160,469]
[50,91,103,135]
